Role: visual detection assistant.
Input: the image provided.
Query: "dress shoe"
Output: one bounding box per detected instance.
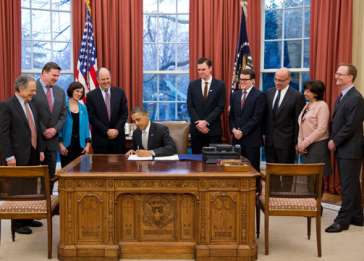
[24,220,43,227]
[325,223,349,233]
[350,218,364,226]
[15,226,32,234]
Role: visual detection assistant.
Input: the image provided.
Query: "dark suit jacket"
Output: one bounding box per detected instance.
[0,96,44,165]
[86,87,128,148]
[32,79,66,151]
[331,87,364,159]
[264,87,305,150]
[187,78,226,136]
[132,122,177,157]
[229,87,266,147]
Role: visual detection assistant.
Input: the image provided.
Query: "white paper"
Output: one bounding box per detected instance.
[154,154,179,161]
[127,155,153,161]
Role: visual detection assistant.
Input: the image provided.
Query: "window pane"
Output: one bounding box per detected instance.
[159,103,176,120]
[290,72,300,91]
[304,7,310,37]
[52,0,71,11]
[32,10,51,40]
[22,0,30,8]
[176,74,189,101]
[177,102,189,120]
[262,73,275,92]
[144,102,157,120]
[177,44,189,70]
[304,0,310,6]
[304,39,309,68]
[302,71,310,83]
[32,0,50,9]
[159,0,176,13]
[143,74,158,101]
[265,9,282,40]
[284,0,303,8]
[264,41,282,69]
[52,12,71,41]
[57,74,74,92]
[159,74,176,101]
[177,0,189,13]
[143,43,158,70]
[177,15,188,42]
[158,44,176,70]
[265,0,284,9]
[158,15,177,42]
[144,0,158,13]
[33,41,51,69]
[284,40,302,68]
[22,9,31,40]
[22,40,32,70]
[284,8,302,39]
[143,15,157,42]
[53,42,71,70]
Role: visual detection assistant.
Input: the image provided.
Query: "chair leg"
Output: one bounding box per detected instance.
[307,217,311,240]
[11,220,15,242]
[256,197,260,238]
[264,213,269,255]
[47,216,52,259]
[316,215,322,257]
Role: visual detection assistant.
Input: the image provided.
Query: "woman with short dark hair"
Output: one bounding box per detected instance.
[58,82,91,167]
[297,80,331,177]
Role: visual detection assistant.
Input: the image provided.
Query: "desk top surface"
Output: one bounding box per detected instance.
[57,154,258,178]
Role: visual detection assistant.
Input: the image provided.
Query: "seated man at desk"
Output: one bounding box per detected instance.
[126,107,177,157]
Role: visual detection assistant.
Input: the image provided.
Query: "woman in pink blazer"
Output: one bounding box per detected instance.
[297,80,331,177]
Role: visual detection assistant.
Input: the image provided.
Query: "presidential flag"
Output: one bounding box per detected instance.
[231,0,253,91]
[75,0,98,93]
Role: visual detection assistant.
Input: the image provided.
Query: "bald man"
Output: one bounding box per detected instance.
[86,67,128,154]
[264,68,305,190]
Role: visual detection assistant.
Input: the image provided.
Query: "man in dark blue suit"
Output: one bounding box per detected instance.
[86,67,128,154]
[187,57,226,153]
[126,107,177,157]
[326,64,364,233]
[229,69,265,173]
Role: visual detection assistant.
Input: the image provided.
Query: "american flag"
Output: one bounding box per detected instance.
[76,0,98,93]
[231,0,253,91]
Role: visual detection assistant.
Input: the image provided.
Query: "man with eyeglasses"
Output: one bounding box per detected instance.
[325,64,364,233]
[263,68,305,190]
[229,69,265,175]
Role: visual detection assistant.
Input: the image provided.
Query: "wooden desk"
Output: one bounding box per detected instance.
[57,155,258,261]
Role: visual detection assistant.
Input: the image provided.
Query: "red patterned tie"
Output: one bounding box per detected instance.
[46,87,53,112]
[25,102,37,149]
[240,90,247,109]
[105,90,111,120]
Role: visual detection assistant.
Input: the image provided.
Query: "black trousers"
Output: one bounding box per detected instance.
[191,131,221,154]
[335,158,363,226]
[265,145,296,192]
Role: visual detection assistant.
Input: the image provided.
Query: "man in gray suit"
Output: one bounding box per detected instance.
[32,62,66,191]
[326,64,364,233]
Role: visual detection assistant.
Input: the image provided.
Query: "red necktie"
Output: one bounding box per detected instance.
[240,90,247,109]
[25,102,37,149]
[46,87,53,112]
[203,81,208,98]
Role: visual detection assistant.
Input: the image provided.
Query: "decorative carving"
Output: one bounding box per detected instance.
[210,193,237,242]
[76,179,105,190]
[143,195,174,229]
[180,194,195,240]
[115,180,198,190]
[199,179,240,190]
[241,193,247,243]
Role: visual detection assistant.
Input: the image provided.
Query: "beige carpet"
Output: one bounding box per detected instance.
[0,208,363,261]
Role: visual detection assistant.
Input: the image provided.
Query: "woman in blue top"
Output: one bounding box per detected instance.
[59,82,91,167]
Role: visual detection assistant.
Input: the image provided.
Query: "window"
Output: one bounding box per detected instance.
[261,0,310,92]
[143,0,189,121]
[21,0,73,91]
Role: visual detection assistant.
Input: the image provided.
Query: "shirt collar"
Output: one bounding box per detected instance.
[341,84,354,97]
[202,76,212,84]
[143,120,151,133]
[15,93,26,106]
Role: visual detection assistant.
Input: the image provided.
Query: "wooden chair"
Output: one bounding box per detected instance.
[0,165,59,258]
[256,163,324,257]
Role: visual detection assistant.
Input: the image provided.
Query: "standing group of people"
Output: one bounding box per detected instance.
[187,58,364,233]
[0,59,363,235]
